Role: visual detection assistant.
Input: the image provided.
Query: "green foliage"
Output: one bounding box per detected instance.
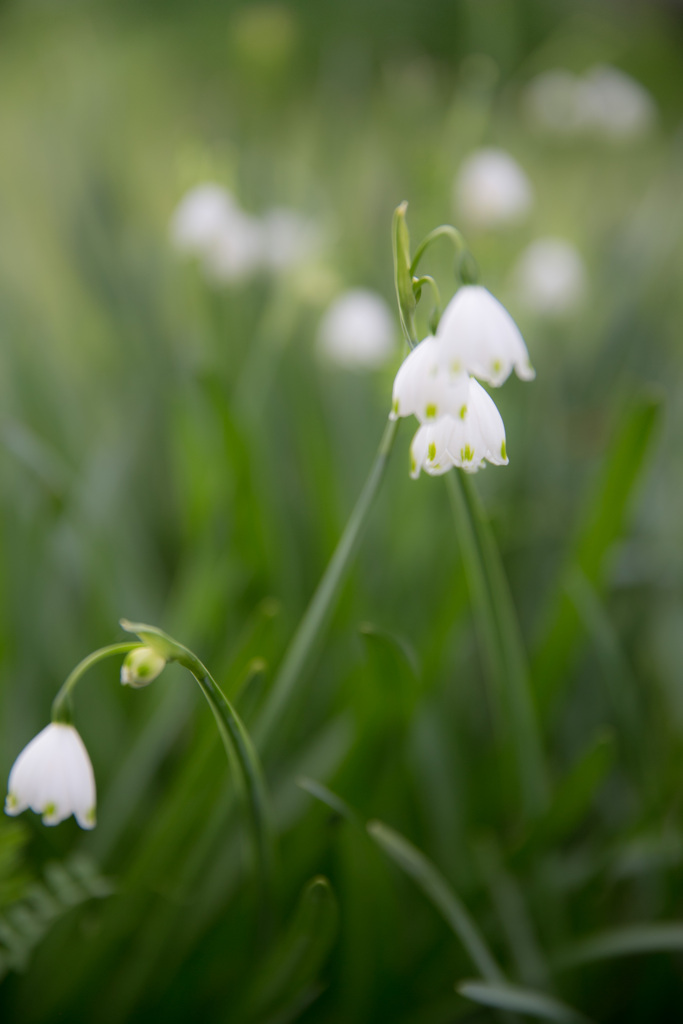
[1,0,683,1021]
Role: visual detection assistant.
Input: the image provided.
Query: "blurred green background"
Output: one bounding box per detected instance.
[1,0,683,1021]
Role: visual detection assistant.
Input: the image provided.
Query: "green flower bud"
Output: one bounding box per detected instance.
[120,647,167,689]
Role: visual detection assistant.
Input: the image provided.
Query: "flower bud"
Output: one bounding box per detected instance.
[121,647,167,688]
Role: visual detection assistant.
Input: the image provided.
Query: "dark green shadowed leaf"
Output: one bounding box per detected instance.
[240,876,338,1021]
[367,820,504,982]
[457,980,594,1024]
[533,393,662,712]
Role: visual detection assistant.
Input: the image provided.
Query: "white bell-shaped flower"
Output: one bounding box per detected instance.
[410,416,457,478]
[436,285,535,387]
[260,207,322,272]
[317,289,397,369]
[513,238,586,316]
[203,207,265,283]
[391,336,470,423]
[5,723,96,829]
[411,379,508,477]
[454,148,533,229]
[169,183,236,255]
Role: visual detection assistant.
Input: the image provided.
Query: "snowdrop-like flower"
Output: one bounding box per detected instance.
[454,148,533,229]
[5,723,96,829]
[524,66,656,142]
[410,379,508,477]
[202,208,264,283]
[318,289,396,369]
[577,65,656,142]
[170,184,237,255]
[121,646,167,688]
[391,336,470,423]
[513,238,586,316]
[436,285,535,387]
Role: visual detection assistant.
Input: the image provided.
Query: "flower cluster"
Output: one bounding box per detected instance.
[170,183,321,284]
[390,285,534,478]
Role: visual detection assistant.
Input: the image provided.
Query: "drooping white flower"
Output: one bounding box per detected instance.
[317,289,396,369]
[436,285,535,387]
[391,336,470,423]
[121,646,167,688]
[577,65,657,142]
[454,148,533,229]
[170,184,236,255]
[5,723,96,829]
[513,238,587,317]
[202,207,265,283]
[523,65,656,142]
[410,379,508,477]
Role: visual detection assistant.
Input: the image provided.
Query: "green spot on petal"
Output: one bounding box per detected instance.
[492,358,502,374]
[43,802,56,816]
[425,403,437,419]
[462,445,474,462]
[427,442,436,461]
[410,455,417,474]
[501,440,507,460]
[392,398,399,415]
[459,404,467,419]
[6,793,17,810]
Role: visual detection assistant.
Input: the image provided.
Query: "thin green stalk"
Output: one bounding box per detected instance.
[51,642,142,723]
[119,621,275,902]
[410,224,470,278]
[256,416,400,750]
[447,472,548,818]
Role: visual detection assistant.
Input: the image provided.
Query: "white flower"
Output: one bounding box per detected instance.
[454,148,533,229]
[317,289,396,369]
[436,285,535,387]
[5,723,96,830]
[170,184,236,255]
[523,66,656,142]
[410,379,508,477]
[391,336,470,423]
[260,207,322,272]
[513,238,587,317]
[121,646,167,688]
[577,65,656,142]
[202,207,264,283]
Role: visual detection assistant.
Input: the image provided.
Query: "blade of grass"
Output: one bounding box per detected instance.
[457,980,594,1024]
[555,922,683,969]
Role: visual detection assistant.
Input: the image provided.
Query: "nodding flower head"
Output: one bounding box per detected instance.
[5,723,96,830]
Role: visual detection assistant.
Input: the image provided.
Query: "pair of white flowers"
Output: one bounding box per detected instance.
[170,183,321,283]
[5,648,166,830]
[391,284,534,478]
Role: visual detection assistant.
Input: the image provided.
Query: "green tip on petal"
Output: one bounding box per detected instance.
[501,440,507,460]
[425,403,437,419]
[461,445,474,462]
[459,404,467,419]
[427,442,436,461]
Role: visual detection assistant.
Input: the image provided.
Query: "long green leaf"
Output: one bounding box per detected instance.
[555,922,683,969]
[457,980,594,1024]
[533,393,662,711]
[367,820,504,982]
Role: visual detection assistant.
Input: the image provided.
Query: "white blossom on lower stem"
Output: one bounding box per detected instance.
[391,336,470,423]
[436,285,535,387]
[410,379,508,477]
[5,723,96,829]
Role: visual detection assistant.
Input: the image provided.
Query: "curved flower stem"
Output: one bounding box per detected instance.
[119,621,275,906]
[412,275,441,333]
[51,642,142,724]
[255,416,401,751]
[410,225,468,276]
[447,472,548,820]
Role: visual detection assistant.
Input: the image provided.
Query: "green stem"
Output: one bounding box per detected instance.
[410,225,469,278]
[447,472,548,819]
[119,621,275,902]
[256,416,401,750]
[412,274,441,333]
[51,642,142,724]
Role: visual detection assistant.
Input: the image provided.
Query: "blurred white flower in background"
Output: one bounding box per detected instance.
[578,65,657,141]
[524,65,656,141]
[5,723,96,829]
[454,148,534,229]
[317,289,396,369]
[513,238,587,317]
[170,184,323,284]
